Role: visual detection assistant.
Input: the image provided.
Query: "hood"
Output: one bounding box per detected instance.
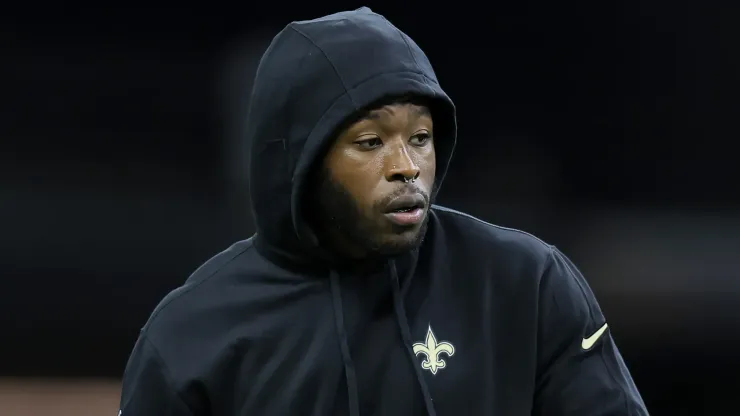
[247,7,457,265]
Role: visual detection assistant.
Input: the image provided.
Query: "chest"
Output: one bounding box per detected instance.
[343,269,538,415]
[221,268,538,415]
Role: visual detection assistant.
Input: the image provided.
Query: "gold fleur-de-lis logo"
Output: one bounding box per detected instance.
[412,326,455,375]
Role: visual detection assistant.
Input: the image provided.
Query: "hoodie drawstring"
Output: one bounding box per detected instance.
[330,270,361,416]
[329,263,437,416]
[389,260,438,416]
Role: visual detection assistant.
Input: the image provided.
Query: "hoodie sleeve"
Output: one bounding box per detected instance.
[532,247,648,416]
[119,333,194,416]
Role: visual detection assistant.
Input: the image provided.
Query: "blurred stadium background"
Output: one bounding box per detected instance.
[3,2,739,414]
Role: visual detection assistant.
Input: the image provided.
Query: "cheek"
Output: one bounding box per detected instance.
[330,156,384,210]
[415,148,436,185]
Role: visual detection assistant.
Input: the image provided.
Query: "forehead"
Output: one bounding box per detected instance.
[360,102,431,122]
[342,101,432,135]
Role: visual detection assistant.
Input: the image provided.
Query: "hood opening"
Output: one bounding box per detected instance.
[247,7,457,268]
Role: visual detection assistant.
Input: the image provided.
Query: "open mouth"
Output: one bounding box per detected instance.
[384,194,426,214]
[388,204,422,213]
[384,194,426,226]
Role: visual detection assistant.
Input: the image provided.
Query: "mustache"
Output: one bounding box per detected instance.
[376,185,430,208]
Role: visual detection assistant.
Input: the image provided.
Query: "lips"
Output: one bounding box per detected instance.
[384,194,426,213]
[383,194,428,226]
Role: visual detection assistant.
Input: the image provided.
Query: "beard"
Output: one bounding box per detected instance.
[306,166,433,260]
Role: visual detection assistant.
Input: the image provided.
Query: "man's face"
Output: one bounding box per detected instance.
[311,101,436,259]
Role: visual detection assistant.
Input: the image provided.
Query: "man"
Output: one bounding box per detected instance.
[119,7,647,416]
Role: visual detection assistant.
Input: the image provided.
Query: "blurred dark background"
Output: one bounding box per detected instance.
[3,2,739,414]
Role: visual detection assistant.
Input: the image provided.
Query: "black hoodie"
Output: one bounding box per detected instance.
[119,7,647,416]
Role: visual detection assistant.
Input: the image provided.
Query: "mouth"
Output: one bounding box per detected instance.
[386,205,423,213]
[384,194,427,226]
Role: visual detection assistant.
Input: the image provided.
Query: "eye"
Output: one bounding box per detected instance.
[410,132,432,146]
[355,137,383,150]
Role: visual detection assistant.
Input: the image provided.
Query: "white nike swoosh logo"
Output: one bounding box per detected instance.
[581,323,609,350]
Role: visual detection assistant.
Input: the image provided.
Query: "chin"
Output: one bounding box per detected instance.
[370,229,424,256]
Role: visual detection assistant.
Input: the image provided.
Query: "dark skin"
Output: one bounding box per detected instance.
[307,101,436,260]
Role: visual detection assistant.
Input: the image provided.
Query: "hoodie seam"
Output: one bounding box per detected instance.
[141,333,194,413]
[288,25,354,107]
[431,205,552,248]
[288,24,440,110]
[146,243,255,326]
[549,247,632,415]
[350,69,437,92]
[383,15,435,94]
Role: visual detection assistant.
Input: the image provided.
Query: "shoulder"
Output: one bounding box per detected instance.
[144,239,255,328]
[430,205,554,270]
[136,239,259,369]
[430,206,604,322]
[429,206,605,332]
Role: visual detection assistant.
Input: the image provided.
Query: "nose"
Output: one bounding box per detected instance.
[385,142,420,183]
